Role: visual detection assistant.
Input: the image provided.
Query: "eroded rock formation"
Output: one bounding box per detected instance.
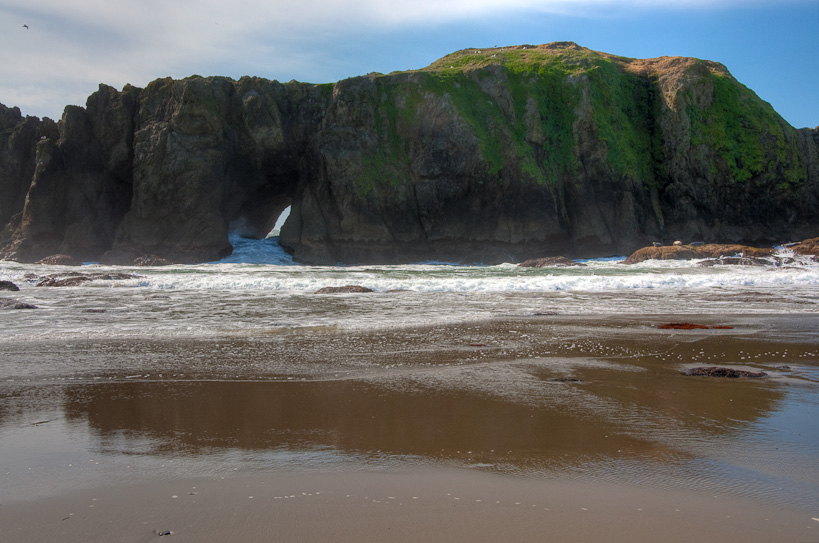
[2,43,818,264]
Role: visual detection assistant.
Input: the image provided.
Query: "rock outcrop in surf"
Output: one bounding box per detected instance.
[1,42,818,264]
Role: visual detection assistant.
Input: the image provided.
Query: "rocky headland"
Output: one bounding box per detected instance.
[1,42,818,265]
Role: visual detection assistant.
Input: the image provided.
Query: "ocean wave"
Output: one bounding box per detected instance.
[31,263,813,294]
[213,234,295,265]
[2,238,817,295]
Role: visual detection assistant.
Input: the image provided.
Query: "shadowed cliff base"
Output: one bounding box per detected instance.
[1,42,818,265]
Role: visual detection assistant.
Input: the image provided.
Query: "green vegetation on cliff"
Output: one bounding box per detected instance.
[328,43,810,202]
[367,44,663,188]
[424,45,586,183]
[361,45,592,187]
[687,73,807,188]
[585,59,657,184]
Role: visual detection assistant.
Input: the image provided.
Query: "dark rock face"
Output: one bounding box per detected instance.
[1,43,818,265]
[108,77,326,263]
[1,87,137,262]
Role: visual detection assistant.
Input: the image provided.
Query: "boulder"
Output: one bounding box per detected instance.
[0,298,36,309]
[315,285,374,294]
[696,244,774,258]
[0,280,20,291]
[792,237,819,256]
[742,247,777,258]
[98,245,144,265]
[623,245,700,264]
[697,257,768,267]
[684,367,766,378]
[518,256,586,268]
[36,273,92,287]
[133,255,173,266]
[35,254,81,266]
[625,243,776,264]
[36,271,138,287]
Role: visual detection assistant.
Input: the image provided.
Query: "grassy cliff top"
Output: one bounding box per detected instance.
[421,41,731,80]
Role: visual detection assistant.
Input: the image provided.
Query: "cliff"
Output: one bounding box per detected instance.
[2,42,818,264]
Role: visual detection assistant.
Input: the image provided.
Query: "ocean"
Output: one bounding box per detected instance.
[1,234,818,341]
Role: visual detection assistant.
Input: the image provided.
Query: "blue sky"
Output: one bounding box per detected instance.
[1,0,817,128]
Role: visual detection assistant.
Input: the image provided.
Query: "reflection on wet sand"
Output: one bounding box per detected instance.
[64,379,669,463]
[48,320,819,507]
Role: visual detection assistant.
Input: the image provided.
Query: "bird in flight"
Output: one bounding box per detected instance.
[23,24,29,29]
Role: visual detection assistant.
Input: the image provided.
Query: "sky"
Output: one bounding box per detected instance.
[1,0,817,128]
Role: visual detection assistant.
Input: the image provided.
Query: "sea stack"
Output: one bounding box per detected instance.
[1,42,817,265]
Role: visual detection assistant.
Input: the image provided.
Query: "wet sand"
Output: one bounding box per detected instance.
[1,313,818,541]
[2,469,817,543]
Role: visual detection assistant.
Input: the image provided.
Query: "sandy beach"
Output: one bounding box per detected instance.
[1,311,818,541]
[3,469,817,543]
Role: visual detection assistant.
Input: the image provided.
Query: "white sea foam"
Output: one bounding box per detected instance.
[2,240,818,295]
[2,239,818,340]
[89,266,816,294]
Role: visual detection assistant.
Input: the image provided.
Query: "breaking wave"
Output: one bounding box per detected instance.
[1,238,817,296]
